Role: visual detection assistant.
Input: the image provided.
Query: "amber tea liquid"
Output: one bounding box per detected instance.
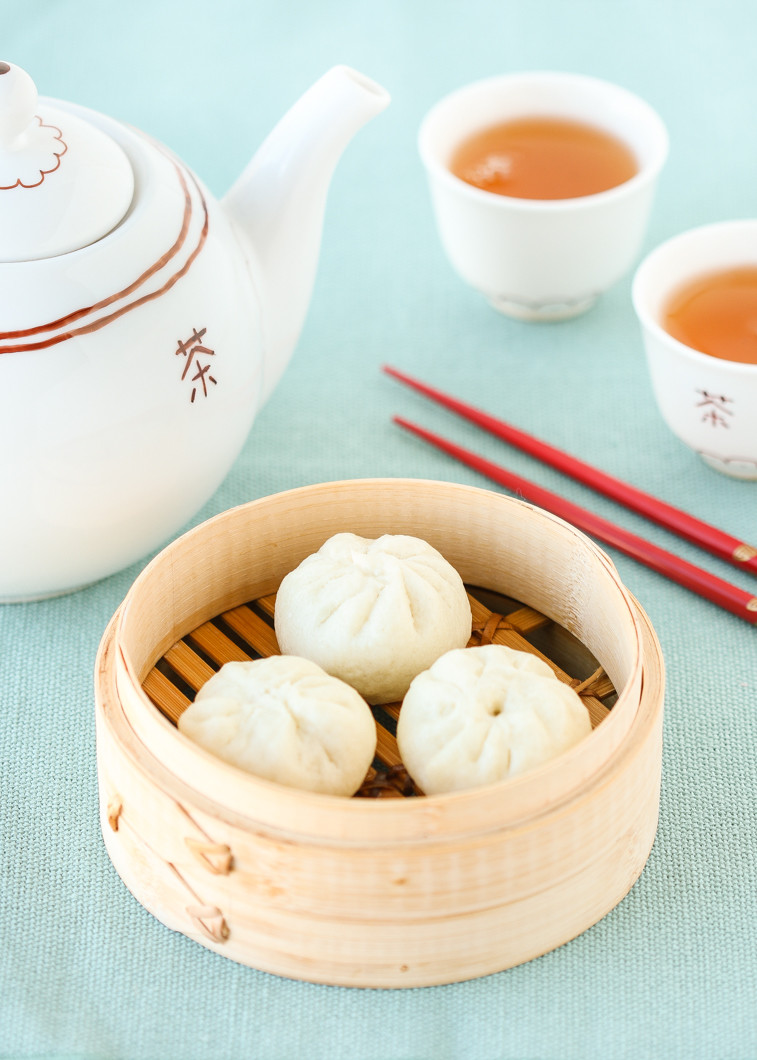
[449,116,638,200]
[663,266,757,365]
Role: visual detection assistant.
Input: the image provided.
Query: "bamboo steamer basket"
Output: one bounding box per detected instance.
[94,478,664,988]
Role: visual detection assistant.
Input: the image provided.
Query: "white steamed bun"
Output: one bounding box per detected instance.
[396,644,592,795]
[177,655,376,796]
[273,533,472,704]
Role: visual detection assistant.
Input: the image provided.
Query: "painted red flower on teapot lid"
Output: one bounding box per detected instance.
[0,61,134,261]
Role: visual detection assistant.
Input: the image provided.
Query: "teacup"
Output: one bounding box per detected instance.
[632,220,757,480]
[419,71,668,321]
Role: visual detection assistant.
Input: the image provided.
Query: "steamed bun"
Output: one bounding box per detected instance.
[396,644,592,795]
[177,655,376,796]
[274,533,472,704]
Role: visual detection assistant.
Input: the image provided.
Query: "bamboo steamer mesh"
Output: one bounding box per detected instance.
[95,478,664,986]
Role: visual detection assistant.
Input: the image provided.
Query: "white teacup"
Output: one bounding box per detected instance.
[632,220,757,480]
[419,72,668,320]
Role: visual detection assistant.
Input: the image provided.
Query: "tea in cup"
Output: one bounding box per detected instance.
[419,72,668,320]
[633,220,757,479]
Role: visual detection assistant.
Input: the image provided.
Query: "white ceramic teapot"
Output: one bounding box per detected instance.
[0,61,389,600]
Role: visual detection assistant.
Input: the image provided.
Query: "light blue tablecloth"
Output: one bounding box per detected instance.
[2,1,756,1057]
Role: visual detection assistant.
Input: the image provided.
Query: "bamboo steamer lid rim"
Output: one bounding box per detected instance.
[108,478,647,843]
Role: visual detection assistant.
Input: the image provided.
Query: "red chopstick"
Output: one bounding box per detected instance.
[383,364,757,577]
[393,415,757,624]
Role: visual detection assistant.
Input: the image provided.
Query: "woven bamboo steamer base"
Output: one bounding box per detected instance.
[94,478,664,987]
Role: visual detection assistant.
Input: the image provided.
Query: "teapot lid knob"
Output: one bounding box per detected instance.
[0,61,38,144]
[0,61,135,262]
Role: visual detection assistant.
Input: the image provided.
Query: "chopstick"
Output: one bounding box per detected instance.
[392,415,757,624]
[383,364,757,577]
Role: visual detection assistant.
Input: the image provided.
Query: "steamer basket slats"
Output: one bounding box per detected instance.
[162,641,214,692]
[141,586,615,797]
[95,478,664,987]
[216,605,282,657]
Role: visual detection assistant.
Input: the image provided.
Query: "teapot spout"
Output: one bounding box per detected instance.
[223,66,390,406]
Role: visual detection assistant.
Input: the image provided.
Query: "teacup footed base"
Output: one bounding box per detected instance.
[487,293,598,322]
[699,452,757,481]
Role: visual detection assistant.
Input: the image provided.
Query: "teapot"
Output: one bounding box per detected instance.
[0,61,389,600]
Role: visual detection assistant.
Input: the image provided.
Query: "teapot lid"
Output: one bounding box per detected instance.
[0,62,134,262]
